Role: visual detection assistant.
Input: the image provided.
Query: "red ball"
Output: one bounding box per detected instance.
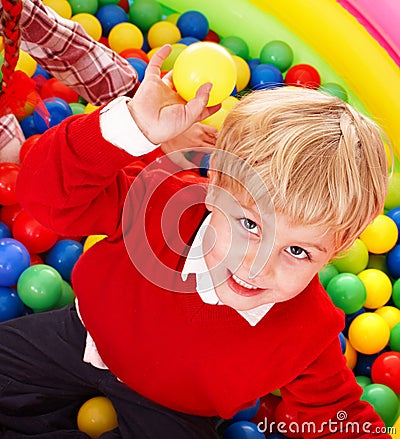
[19,134,41,163]
[371,351,400,394]
[0,163,20,206]
[12,210,59,254]
[30,253,44,266]
[204,29,220,43]
[117,0,129,12]
[251,393,281,428]
[119,48,149,63]
[274,401,302,438]
[40,78,79,103]
[285,64,321,89]
[0,203,23,229]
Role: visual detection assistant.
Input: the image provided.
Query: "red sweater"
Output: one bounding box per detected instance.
[16,109,390,437]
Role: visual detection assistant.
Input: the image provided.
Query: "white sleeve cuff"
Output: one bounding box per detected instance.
[100,96,160,156]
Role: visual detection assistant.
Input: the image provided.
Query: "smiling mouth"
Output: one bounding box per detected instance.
[227,273,264,297]
[232,274,258,290]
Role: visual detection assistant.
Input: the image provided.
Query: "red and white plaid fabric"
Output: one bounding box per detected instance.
[0,0,138,155]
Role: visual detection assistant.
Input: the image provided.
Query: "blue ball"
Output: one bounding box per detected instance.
[126,58,148,82]
[386,207,400,243]
[20,115,39,138]
[0,287,25,322]
[96,5,128,37]
[0,238,30,287]
[247,58,260,72]
[231,399,260,422]
[386,244,400,279]
[353,351,386,377]
[0,222,11,239]
[343,308,365,338]
[339,332,346,354]
[33,64,51,80]
[177,10,209,40]
[33,98,73,134]
[223,421,265,439]
[45,239,83,282]
[250,64,284,90]
[199,153,210,177]
[266,434,288,439]
[179,36,200,46]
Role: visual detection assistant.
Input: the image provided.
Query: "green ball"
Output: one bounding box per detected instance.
[326,273,367,314]
[361,384,399,426]
[69,103,86,115]
[17,264,63,312]
[392,279,400,308]
[390,322,400,352]
[356,375,372,389]
[331,238,369,274]
[367,254,389,274]
[220,36,249,60]
[385,172,400,211]
[56,280,76,308]
[128,0,162,32]
[320,82,348,102]
[318,263,339,289]
[68,0,98,16]
[98,0,118,7]
[259,40,293,73]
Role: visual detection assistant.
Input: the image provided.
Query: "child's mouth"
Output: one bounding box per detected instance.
[227,273,264,297]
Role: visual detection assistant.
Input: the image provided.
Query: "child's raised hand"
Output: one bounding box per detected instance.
[127,45,221,145]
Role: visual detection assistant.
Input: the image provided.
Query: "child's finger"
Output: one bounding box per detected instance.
[144,44,172,78]
[185,83,214,122]
[162,70,174,88]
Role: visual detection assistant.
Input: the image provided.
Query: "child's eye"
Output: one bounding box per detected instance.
[286,246,310,260]
[239,218,259,234]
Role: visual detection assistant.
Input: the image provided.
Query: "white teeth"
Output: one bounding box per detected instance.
[232,274,258,290]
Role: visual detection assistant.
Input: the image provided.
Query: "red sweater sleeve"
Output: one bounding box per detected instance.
[16,109,137,237]
[279,338,390,438]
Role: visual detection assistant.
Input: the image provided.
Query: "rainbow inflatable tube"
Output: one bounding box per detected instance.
[160,0,400,160]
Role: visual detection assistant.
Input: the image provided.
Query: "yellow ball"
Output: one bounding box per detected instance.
[202,95,238,130]
[232,55,250,92]
[147,21,181,49]
[348,312,390,354]
[15,50,37,77]
[344,338,357,370]
[359,214,398,254]
[108,23,144,54]
[84,103,99,114]
[173,42,237,107]
[77,396,118,439]
[165,13,180,24]
[0,36,4,53]
[357,268,392,309]
[375,306,400,329]
[43,0,72,18]
[83,234,107,252]
[71,13,102,41]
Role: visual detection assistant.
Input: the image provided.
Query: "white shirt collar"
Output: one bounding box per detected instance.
[181,214,274,326]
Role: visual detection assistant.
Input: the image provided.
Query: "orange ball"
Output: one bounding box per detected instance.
[77,396,118,439]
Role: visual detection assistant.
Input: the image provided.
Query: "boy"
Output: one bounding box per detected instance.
[0,45,391,438]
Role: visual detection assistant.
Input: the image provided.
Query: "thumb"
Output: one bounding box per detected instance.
[184,83,213,123]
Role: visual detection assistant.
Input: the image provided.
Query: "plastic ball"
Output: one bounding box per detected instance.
[127,0,162,32]
[0,163,20,206]
[274,401,302,438]
[285,64,321,89]
[119,48,149,62]
[354,351,383,377]
[43,0,72,18]
[389,323,400,351]
[325,273,366,314]
[201,95,238,130]
[0,286,25,322]
[165,12,179,24]
[386,206,400,241]
[356,375,372,389]
[71,13,102,41]
[250,64,283,90]
[259,41,293,72]
[69,102,86,115]
[331,238,369,274]
[45,239,83,282]
[159,43,186,71]
[41,78,79,103]
[0,204,23,230]
[108,22,143,53]
[318,263,339,289]
[126,58,147,81]
[0,222,11,239]
[220,36,249,60]
[98,0,118,6]
[68,0,97,15]
[77,396,118,438]
[19,134,41,163]
[387,245,400,279]
[251,393,281,427]
[231,399,260,422]
[357,269,392,309]
[17,264,63,312]
[12,210,59,254]
[385,172,400,211]
[223,421,265,439]
[20,115,40,138]
[320,82,348,102]
[339,332,346,353]
[348,312,390,354]
[176,10,209,40]
[375,306,400,330]
[15,50,37,77]
[56,280,76,308]
[84,103,99,114]
[361,383,399,426]
[179,36,200,46]
[232,55,251,92]
[33,97,73,133]
[360,214,398,254]
[83,234,107,252]
[0,238,30,287]
[367,254,388,274]
[95,5,128,37]
[344,338,357,369]
[147,21,181,49]
[371,351,400,394]
[173,42,236,106]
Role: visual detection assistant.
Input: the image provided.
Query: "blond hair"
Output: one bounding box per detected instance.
[211,87,389,254]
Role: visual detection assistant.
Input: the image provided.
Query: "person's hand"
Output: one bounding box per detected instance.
[127,45,221,145]
[161,122,217,169]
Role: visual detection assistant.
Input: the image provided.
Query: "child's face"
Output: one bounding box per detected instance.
[203,188,336,311]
